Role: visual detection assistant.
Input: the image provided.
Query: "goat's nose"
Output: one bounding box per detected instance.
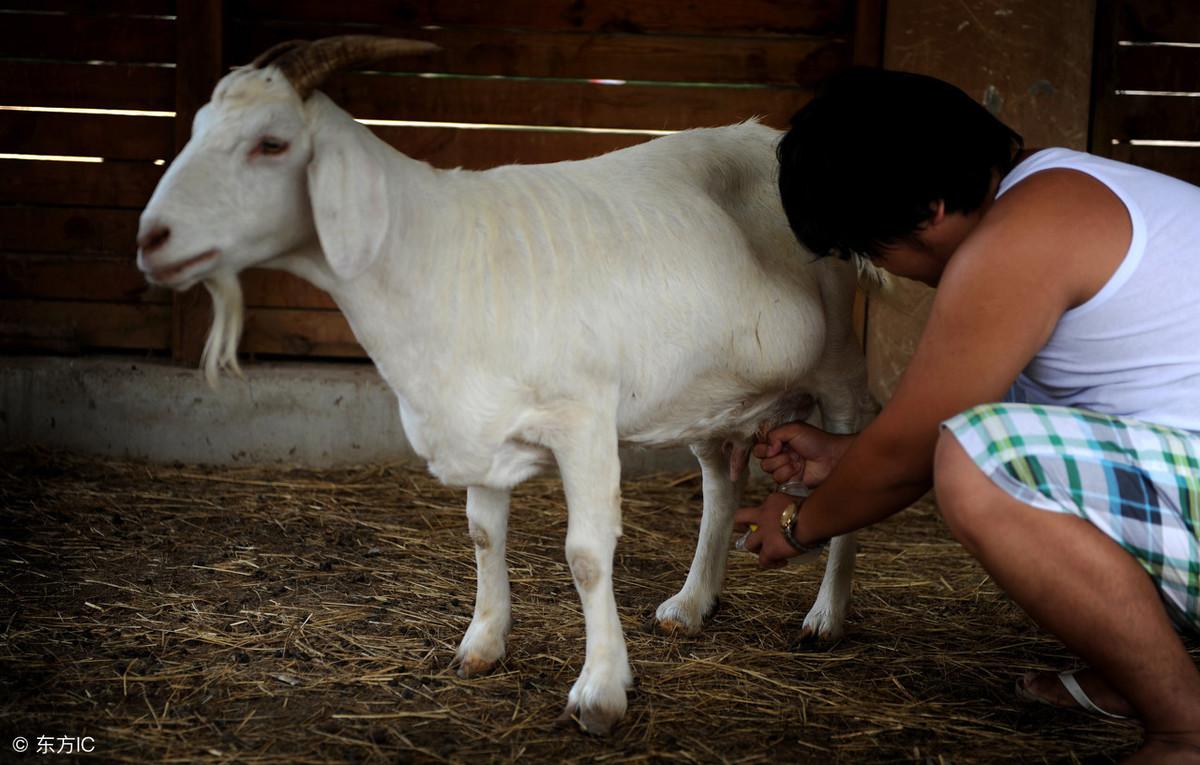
[137,224,171,254]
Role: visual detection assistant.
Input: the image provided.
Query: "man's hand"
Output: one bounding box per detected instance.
[733,492,807,569]
[753,422,853,486]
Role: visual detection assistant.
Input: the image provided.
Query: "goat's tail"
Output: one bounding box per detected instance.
[200,272,245,389]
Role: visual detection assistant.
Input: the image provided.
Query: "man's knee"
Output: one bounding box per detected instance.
[933,429,992,553]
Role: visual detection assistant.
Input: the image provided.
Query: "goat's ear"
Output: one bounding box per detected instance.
[306,121,389,280]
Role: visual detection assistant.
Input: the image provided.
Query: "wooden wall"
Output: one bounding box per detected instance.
[0,0,877,363]
[0,1,177,355]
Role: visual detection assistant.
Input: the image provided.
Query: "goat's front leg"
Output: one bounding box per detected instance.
[655,439,747,634]
[454,485,512,677]
[551,411,632,735]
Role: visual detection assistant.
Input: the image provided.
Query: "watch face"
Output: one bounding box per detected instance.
[780,502,797,529]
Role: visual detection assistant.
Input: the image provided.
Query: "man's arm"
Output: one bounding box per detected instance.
[738,168,1133,564]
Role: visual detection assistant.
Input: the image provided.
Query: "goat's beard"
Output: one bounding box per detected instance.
[200,271,245,388]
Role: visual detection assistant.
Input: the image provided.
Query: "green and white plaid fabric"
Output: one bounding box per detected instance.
[943,403,1200,632]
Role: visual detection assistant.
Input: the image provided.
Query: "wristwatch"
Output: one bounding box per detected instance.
[779,501,827,555]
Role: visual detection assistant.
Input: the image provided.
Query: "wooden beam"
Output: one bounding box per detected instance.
[228,1,854,37]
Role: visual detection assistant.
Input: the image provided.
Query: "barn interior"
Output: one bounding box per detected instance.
[2,1,1197,762]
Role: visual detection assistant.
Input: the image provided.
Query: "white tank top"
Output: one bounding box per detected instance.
[1001,148,1200,432]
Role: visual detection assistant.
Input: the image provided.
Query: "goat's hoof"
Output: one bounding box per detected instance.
[562,665,630,736]
[799,610,845,644]
[656,618,693,636]
[455,618,509,677]
[653,594,714,636]
[454,654,498,678]
[655,614,706,637]
[558,698,625,736]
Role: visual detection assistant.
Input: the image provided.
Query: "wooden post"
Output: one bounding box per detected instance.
[171,0,223,364]
[852,0,886,68]
[1088,0,1118,160]
[851,0,886,350]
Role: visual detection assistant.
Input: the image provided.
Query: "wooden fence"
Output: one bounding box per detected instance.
[0,0,881,363]
[1090,0,1200,184]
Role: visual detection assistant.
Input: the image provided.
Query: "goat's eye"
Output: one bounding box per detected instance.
[256,137,289,156]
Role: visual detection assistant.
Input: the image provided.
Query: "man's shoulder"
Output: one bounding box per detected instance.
[964,169,1132,310]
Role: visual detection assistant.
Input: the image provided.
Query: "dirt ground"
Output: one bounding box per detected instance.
[1,449,1187,764]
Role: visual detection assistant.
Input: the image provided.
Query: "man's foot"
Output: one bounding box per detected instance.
[1121,734,1200,764]
[1016,667,1136,718]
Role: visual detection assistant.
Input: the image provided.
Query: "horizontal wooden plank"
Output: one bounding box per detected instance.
[230,0,854,36]
[0,110,173,161]
[174,292,364,360]
[229,24,849,86]
[1115,45,1200,93]
[0,299,171,352]
[0,61,175,111]
[1113,144,1200,187]
[0,253,164,303]
[1115,0,1200,44]
[0,1,174,15]
[0,159,163,208]
[240,307,364,358]
[1106,94,1200,141]
[242,270,336,309]
[0,251,340,313]
[0,126,649,217]
[323,72,812,130]
[0,12,175,63]
[0,206,139,255]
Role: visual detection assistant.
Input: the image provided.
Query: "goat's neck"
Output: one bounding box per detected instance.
[313,150,451,391]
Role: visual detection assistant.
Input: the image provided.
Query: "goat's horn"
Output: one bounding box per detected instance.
[251,39,310,69]
[260,35,440,100]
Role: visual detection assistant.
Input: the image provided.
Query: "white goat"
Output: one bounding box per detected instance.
[136,37,875,734]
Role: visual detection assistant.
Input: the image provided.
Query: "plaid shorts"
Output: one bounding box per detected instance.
[943,403,1200,632]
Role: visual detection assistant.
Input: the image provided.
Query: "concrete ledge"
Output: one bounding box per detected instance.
[0,356,698,475]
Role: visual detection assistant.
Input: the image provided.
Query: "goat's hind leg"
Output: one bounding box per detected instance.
[655,439,747,635]
[801,386,873,642]
[801,533,857,641]
[455,485,513,677]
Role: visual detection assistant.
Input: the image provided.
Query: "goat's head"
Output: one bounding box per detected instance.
[135,36,437,383]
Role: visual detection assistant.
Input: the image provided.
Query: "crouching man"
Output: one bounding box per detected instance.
[736,68,1200,763]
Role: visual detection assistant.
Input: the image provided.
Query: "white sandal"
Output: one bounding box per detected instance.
[1016,668,1131,720]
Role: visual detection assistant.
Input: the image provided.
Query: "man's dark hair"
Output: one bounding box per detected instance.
[777,67,1023,260]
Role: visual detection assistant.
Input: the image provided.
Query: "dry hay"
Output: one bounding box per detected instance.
[1,448,1191,764]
